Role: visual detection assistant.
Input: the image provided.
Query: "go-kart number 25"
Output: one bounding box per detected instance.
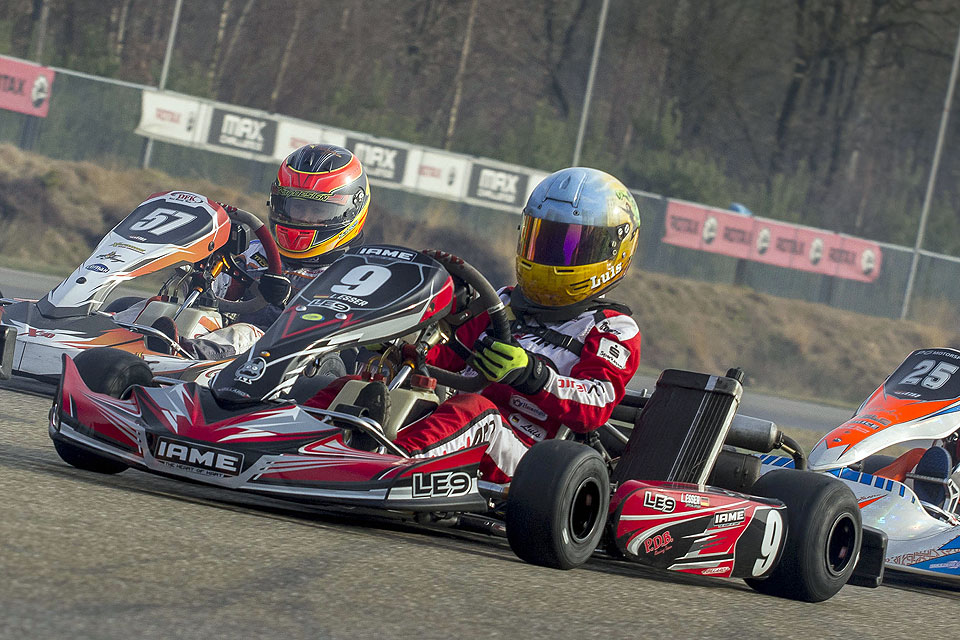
[129,208,196,236]
[331,265,391,297]
[752,509,784,577]
[899,359,959,390]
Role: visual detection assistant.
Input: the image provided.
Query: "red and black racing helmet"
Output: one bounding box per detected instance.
[269,143,370,266]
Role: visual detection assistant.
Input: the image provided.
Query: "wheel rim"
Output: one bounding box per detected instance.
[824,513,857,577]
[568,477,603,543]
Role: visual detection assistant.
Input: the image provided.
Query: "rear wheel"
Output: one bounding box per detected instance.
[54,348,153,474]
[506,440,610,569]
[745,470,861,602]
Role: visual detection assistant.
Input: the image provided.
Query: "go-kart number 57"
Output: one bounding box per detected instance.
[752,509,784,576]
[331,265,391,297]
[899,359,959,390]
[129,208,197,236]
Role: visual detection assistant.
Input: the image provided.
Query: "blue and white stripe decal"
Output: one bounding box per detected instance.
[761,455,916,504]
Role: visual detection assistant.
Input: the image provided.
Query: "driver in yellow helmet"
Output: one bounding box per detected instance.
[308,167,642,482]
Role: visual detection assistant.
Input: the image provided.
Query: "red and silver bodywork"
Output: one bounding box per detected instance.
[609,481,786,579]
[51,356,487,510]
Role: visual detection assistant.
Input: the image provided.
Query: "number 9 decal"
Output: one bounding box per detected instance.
[330,265,391,297]
[752,509,784,576]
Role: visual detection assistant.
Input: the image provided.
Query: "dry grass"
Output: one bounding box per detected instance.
[0,144,949,405]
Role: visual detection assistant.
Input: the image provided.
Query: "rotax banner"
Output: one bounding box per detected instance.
[663,200,882,282]
[0,55,54,118]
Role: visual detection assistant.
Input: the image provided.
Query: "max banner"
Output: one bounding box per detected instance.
[663,200,882,282]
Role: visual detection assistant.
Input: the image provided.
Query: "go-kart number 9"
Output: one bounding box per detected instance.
[752,509,784,577]
[129,208,196,236]
[899,359,959,390]
[330,265,391,297]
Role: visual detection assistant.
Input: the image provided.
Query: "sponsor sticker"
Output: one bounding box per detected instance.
[508,413,548,441]
[509,395,548,421]
[643,491,676,513]
[86,263,109,273]
[96,251,124,263]
[713,509,746,527]
[643,531,674,555]
[358,246,417,261]
[702,566,731,575]
[235,357,267,384]
[302,313,324,321]
[597,337,630,369]
[111,242,145,254]
[681,493,709,508]
[411,471,473,498]
[154,437,244,477]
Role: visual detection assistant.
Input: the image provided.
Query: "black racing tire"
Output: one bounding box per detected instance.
[745,470,862,602]
[54,348,153,474]
[103,296,144,313]
[506,440,610,570]
[860,454,896,475]
[53,438,128,475]
[73,347,153,398]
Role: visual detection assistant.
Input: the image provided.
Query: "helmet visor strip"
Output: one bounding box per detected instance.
[518,216,621,267]
[269,190,354,225]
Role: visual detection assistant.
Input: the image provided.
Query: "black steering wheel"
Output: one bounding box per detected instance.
[211,208,285,316]
[420,250,512,393]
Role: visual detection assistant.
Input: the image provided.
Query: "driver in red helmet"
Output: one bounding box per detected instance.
[308,167,642,483]
[174,143,370,360]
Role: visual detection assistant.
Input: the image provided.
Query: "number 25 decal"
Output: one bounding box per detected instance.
[899,359,959,390]
[752,509,784,576]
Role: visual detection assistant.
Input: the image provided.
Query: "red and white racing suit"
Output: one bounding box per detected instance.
[310,289,641,483]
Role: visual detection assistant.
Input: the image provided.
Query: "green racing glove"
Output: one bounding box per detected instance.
[471,335,550,394]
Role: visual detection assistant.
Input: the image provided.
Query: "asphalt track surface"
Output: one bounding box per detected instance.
[4,269,960,638]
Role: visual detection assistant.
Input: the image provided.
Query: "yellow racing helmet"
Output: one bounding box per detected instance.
[516,167,640,308]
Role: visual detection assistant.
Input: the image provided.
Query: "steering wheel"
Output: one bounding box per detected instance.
[212,208,285,316]
[420,249,512,393]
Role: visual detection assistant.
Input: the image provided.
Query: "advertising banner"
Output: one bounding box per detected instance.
[413,150,468,198]
[136,91,203,144]
[663,200,882,282]
[467,162,530,208]
[273,121,347,159]
[346,136,408,183]
[206,107,277,155]
[0,55,54,117]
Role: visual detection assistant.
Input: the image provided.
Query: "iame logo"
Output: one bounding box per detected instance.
[155,437,243,476]
[358,246,416,261]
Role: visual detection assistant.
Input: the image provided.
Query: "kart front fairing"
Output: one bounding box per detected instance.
[52,355,487,510]
[808,348,960,471]
[1,191,240,384]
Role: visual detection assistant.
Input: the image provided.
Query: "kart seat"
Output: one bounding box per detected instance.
[611,368,742,486]
[872,448,925,483]
[908,445,954,506]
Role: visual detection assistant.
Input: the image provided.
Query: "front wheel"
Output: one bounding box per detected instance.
[53,348,153,474]
[745,470,861,602]
[506,440,610,570]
